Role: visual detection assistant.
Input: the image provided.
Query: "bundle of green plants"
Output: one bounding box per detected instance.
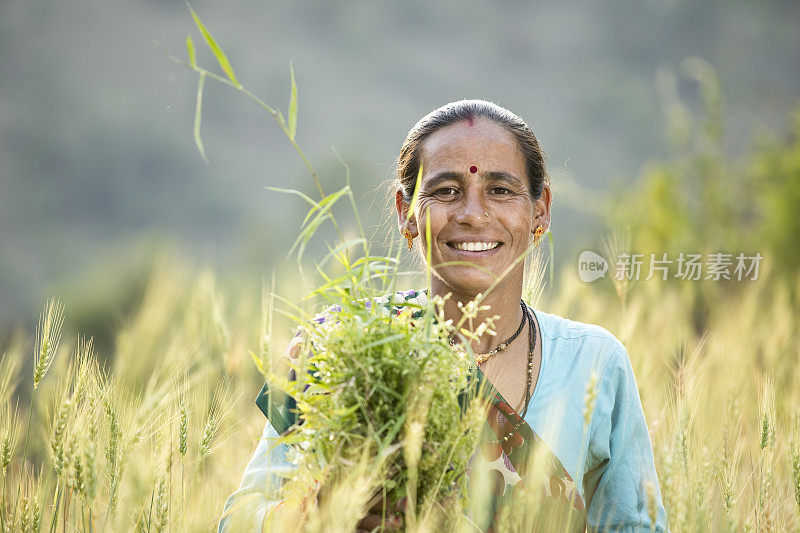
[264,292,489,528]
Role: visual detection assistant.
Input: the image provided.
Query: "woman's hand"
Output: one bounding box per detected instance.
[355,493,405,533]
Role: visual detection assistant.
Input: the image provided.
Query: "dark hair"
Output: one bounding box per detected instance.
[396,99,548,201]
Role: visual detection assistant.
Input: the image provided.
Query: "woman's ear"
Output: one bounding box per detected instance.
[395,189,419,237]
[532,183,552,234]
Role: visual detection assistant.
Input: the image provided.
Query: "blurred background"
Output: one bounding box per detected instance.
[1,0,799,353]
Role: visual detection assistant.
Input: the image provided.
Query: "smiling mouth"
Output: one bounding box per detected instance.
[447,241,501,252]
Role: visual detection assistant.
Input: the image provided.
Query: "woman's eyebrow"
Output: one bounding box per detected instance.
[422,171,464,190]
[484,171,524,187]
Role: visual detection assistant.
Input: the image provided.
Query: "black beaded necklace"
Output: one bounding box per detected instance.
[501,304,536,443]
[450,300,527,365]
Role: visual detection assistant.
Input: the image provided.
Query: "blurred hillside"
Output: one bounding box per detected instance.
[1,0,799,351]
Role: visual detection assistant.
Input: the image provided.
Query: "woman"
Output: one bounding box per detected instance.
[219,100,668,532]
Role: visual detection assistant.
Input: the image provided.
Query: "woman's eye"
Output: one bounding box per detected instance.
[490,186,511,195]
[435,187,458,197]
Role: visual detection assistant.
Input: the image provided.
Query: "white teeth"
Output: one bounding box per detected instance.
[452,242,499,251]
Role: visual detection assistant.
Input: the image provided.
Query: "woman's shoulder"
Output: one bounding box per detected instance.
[533,308,623,346]
[532,308,628,370]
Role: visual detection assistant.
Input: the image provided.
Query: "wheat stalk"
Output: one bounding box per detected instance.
[33,298,65,390]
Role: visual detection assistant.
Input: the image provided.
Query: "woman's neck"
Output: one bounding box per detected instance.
[430,277,526,354]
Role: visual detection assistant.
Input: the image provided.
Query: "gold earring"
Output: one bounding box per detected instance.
[534,225,545,244]
[403,229,414,250]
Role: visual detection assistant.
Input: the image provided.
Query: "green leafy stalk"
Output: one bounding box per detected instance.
[288,60,298,141]
[193,72,208,164]
[19,299,64,527]
[165,7,325,197]
[187,3,239,86]
[186,35,196,68]
[405,165,423,221]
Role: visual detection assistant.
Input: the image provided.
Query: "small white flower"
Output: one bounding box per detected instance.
[457,294,491,321]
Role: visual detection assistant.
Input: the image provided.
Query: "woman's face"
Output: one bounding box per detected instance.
[396,118,551,296]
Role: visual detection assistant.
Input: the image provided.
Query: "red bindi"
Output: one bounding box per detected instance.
[466,116,474,127]
[469,165,478,174]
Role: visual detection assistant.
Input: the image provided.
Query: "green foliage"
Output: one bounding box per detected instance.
[611,59,742,257]
[605,59,800,340]
[276,294,484,519]
[750,112,800,276]
[612,163,694,254]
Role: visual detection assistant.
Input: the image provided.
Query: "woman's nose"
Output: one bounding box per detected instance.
[455,188,489,226]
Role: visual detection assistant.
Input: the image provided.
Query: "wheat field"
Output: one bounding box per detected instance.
[1,250,799,531]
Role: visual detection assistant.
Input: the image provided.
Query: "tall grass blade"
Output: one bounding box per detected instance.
[406,164,423,221]
[186,35,196,68]
[187,4,240,86]
[267,185,349,263]
[288,60,298,141]
[301,186,350,227]
[193,72,208,164]
[264,186,317,207]
[546,228,555,286]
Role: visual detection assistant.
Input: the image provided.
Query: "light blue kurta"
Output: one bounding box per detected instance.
[218,306,668,532]
[521,308,668,531]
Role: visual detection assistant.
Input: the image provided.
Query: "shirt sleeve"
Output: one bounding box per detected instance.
[217,420,296,532]
[583,344,668,532]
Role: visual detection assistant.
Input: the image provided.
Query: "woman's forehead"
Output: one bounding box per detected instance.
[420,119,524,174]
